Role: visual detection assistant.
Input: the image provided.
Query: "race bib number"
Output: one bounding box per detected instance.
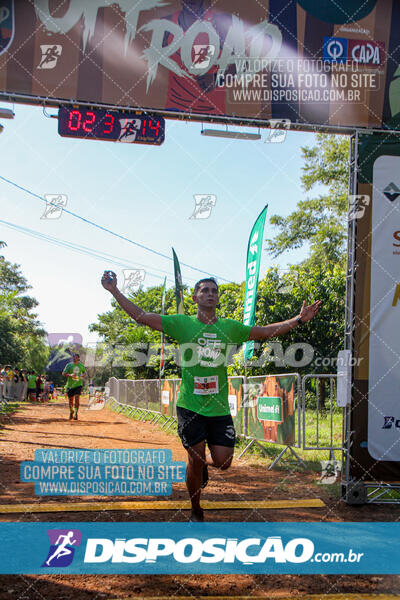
[193,376,219,395]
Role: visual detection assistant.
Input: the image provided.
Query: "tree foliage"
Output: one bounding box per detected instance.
[0,256,48,368]
[265,133,350,266]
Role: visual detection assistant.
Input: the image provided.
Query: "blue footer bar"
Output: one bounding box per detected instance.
[0,522,395,574]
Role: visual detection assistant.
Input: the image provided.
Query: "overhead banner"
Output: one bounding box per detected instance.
[2,1,400,129]
[351,132,400,480]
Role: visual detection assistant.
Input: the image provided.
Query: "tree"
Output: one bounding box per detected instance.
[265,133,350,266]
[262,133,349,408]
[25,337,50,373]
[0,309,24,364]
[0,257,47,367]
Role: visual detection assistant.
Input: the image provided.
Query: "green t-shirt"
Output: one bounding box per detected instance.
[63,362,86,389]
[161,314,252,417]
[27,375,37,389]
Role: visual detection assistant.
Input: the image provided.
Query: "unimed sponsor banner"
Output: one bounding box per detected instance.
[161,379,175,417]
[247,375,296,445]
[1,522,400,574]
[2,1,400,129]
[257,396,283,423]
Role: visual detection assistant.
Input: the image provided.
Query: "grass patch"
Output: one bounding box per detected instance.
[367,487,400,501]
[0,401,21,421]
[317,481,341,500]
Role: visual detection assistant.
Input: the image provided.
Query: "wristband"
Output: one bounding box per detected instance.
[296,316,304,325]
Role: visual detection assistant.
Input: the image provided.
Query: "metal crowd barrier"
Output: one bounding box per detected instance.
[107,377,173,429]
[106,373,344,464]
[0,379,27,405]
[301,374,343,455]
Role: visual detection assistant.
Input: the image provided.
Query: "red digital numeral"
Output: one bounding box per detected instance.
[148,120,160,136]
[103,113,114,134]
[68,110,82,131]
[82,111,96,132]
[141,119,147,135]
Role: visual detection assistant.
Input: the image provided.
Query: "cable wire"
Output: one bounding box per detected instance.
[0,174,231,283]
[0,218,201,285]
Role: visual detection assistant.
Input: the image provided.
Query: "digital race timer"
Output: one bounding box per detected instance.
[57,107,165,145]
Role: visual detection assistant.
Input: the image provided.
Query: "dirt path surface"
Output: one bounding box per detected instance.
[0,400,399,599]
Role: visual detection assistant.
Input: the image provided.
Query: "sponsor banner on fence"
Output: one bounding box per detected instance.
[0,522,399,574]
[227,376,244,431]
[2,1,400,129]
[161,379,175,417]
[247,375,295,445]
[257,396,283,423]
[87,389,106,410]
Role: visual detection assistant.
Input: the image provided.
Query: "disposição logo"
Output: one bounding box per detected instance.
[42,529,82,568]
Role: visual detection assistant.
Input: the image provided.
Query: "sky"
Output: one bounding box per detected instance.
[0,103,317,345]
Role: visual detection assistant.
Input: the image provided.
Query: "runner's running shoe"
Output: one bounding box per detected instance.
[189,508,204,522]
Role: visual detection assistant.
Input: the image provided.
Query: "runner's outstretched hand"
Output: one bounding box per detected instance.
[101,271,117,292]
[299,300,322,323]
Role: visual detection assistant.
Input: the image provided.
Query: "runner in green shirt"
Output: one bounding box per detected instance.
[27,372,37,402]
[62,353,86,420]
[101,270,321,521]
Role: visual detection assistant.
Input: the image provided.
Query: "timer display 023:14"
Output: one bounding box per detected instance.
[58,107,165,145]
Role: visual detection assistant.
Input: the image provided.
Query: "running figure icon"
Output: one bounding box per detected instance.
[45,531,77,566]
[37,45,62,69]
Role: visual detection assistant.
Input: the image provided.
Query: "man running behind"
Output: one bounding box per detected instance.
[62,353,86,420]
[101,271,321,521]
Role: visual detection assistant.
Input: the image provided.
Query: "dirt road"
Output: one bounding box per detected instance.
[0,400,398,599]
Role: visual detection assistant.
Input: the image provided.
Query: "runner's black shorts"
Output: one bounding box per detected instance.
[177,406,236,449]
[67,386,82,398]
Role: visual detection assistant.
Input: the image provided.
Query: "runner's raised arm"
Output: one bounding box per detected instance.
[248,300,322,340]
[101,271,162,331]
